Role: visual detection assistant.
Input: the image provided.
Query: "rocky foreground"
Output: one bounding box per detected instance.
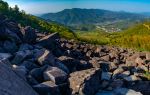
[0,15,150,95]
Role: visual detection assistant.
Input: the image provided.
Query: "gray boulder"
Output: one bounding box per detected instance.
[21,26,37,44]
[37,32,59,49]
[0,59,38,95]
[43,66,68,85]
[30,65,48,82]
[69,68,101,95]
[114,88,142,95]
[12,50,33,64]
[3,40,18,53]
[0,53,12,60]
[33,81,60,95]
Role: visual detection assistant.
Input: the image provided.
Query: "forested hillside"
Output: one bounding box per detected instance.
[1,0,150,51]
[41,8,145,25]
[0,0,76,39]
[41,8,148,32]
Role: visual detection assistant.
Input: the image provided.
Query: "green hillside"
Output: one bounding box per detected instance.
[1,0,150,51]
[77,22,150,51]
[41,8,145,26]
[0,0,76,39]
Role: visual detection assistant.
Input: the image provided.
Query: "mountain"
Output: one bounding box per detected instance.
[141,12,150,16]
[41,8,146,26]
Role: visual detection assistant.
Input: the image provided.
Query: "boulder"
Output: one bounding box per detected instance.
[99,61,117,72]
[20,60,38,71]
[69,68,101,95]
[58,56,78,72]
[113,88,142,95]
[0,59,38,95]
[86,50,92,57]
[26,75,39,86]
[19,43,34,51]
[12,65,27,81]
[100,55,110,61]
[43,66,68,85]
[127,81,150,95]
[96,91,114,95]
[146,52,150,60]
[33,81,60,95]
[3,40,18,53]
[34,49,69,73]
[30,65,48,82]
[0,26,22,43]
[123,75,141,81]
[89,57,100,68]
[109,80,124,89]
[21,26,37,44]
[135,57,144,66]
[101,72,112,80]
[0,53,12,60]
[34,49,55,65]
[12,50,33,64]
[37,32,59,49]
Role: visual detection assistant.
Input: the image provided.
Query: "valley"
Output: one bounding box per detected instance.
[0,0,150,95]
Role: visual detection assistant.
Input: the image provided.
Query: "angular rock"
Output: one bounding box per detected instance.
[0,53,12,60]
[127,81,150,95]
[146,52,150,60]
[135,57,144,66]
[19,43,34,51]
[101,72,112,80]
[20,60,38,71]
[27,75,39,86]
[34,49,69,73]
[12,65,27,81]
[100,55,110,61]
[21,26,37,44]
[43,66,68,85]
[113,88,142,95]
[33,81,60,95]
[89,58,100,68]
[34,49,55,65]
[113,67,124,75]
[69,68,101,95]
[86,50,92,57]
[109,80,124,89]
[3,40,18,53]
[124,75,141,81]
[0,59,38,95]
[96,91,114,95]
[58,56,78,72]
[0,26,22,43]
[99,61,117,72]
[12,50,33,64]
[30,65,48,82]
[37,32,59,49]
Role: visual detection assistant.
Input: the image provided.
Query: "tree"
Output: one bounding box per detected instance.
[13,5,19,12]
[0,0,9,14]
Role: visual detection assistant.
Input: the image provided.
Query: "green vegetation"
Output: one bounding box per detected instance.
[0,0,76,39]
[77,22,150,51]
[1,0,150,51]
[144,71,150,80]
[76,30,110,45]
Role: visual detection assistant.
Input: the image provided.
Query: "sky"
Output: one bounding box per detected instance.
[4,0,150,14]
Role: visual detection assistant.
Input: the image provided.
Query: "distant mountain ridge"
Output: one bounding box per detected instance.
[41,8,146,26]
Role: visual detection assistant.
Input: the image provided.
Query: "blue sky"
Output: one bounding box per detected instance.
[4,0,150,14]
